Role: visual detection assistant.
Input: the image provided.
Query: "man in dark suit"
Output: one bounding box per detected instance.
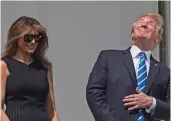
[86,13,170,121]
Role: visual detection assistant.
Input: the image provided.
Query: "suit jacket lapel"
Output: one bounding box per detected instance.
[145,57,159,94]
[122,48,137,88]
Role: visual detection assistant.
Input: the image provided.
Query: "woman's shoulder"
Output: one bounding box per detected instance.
[1,57,11,66]
[1,59,8,67]
[1,59,10,75]
[1,57,10,61]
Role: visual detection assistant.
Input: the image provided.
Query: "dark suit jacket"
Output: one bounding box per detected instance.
[86,48,170,121]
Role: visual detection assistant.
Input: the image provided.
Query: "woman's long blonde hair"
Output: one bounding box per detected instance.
[1,16,50,68]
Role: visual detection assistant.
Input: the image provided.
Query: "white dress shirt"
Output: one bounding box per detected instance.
[130,45,156,114]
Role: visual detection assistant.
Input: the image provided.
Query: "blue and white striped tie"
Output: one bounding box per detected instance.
[137,52,147,121]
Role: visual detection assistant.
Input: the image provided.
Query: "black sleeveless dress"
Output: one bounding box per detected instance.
[2,57,50,121]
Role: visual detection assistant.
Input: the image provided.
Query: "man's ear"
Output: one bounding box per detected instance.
[131,33,133,38]
[156,39,159,43]
[131,28,134,38]
[131,23,136,33]
[155,36,161,43]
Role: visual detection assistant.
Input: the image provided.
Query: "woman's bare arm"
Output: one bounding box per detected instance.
[1,60,10,121]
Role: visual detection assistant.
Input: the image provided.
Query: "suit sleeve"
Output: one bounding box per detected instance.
[153,69,170,120]
[86,50,116,121]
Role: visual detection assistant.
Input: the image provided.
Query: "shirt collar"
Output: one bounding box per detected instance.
[130,45,151,62]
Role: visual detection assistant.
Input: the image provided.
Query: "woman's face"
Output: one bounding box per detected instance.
[17,31,42,55]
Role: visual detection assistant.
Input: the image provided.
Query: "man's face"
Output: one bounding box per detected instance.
[132,16,159,49]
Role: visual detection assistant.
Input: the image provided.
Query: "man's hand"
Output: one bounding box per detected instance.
[123,87,153,110]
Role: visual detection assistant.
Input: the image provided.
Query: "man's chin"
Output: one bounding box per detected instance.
[134,36,150,41]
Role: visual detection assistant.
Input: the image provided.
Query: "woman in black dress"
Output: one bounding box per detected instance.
[1,16,59,121]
